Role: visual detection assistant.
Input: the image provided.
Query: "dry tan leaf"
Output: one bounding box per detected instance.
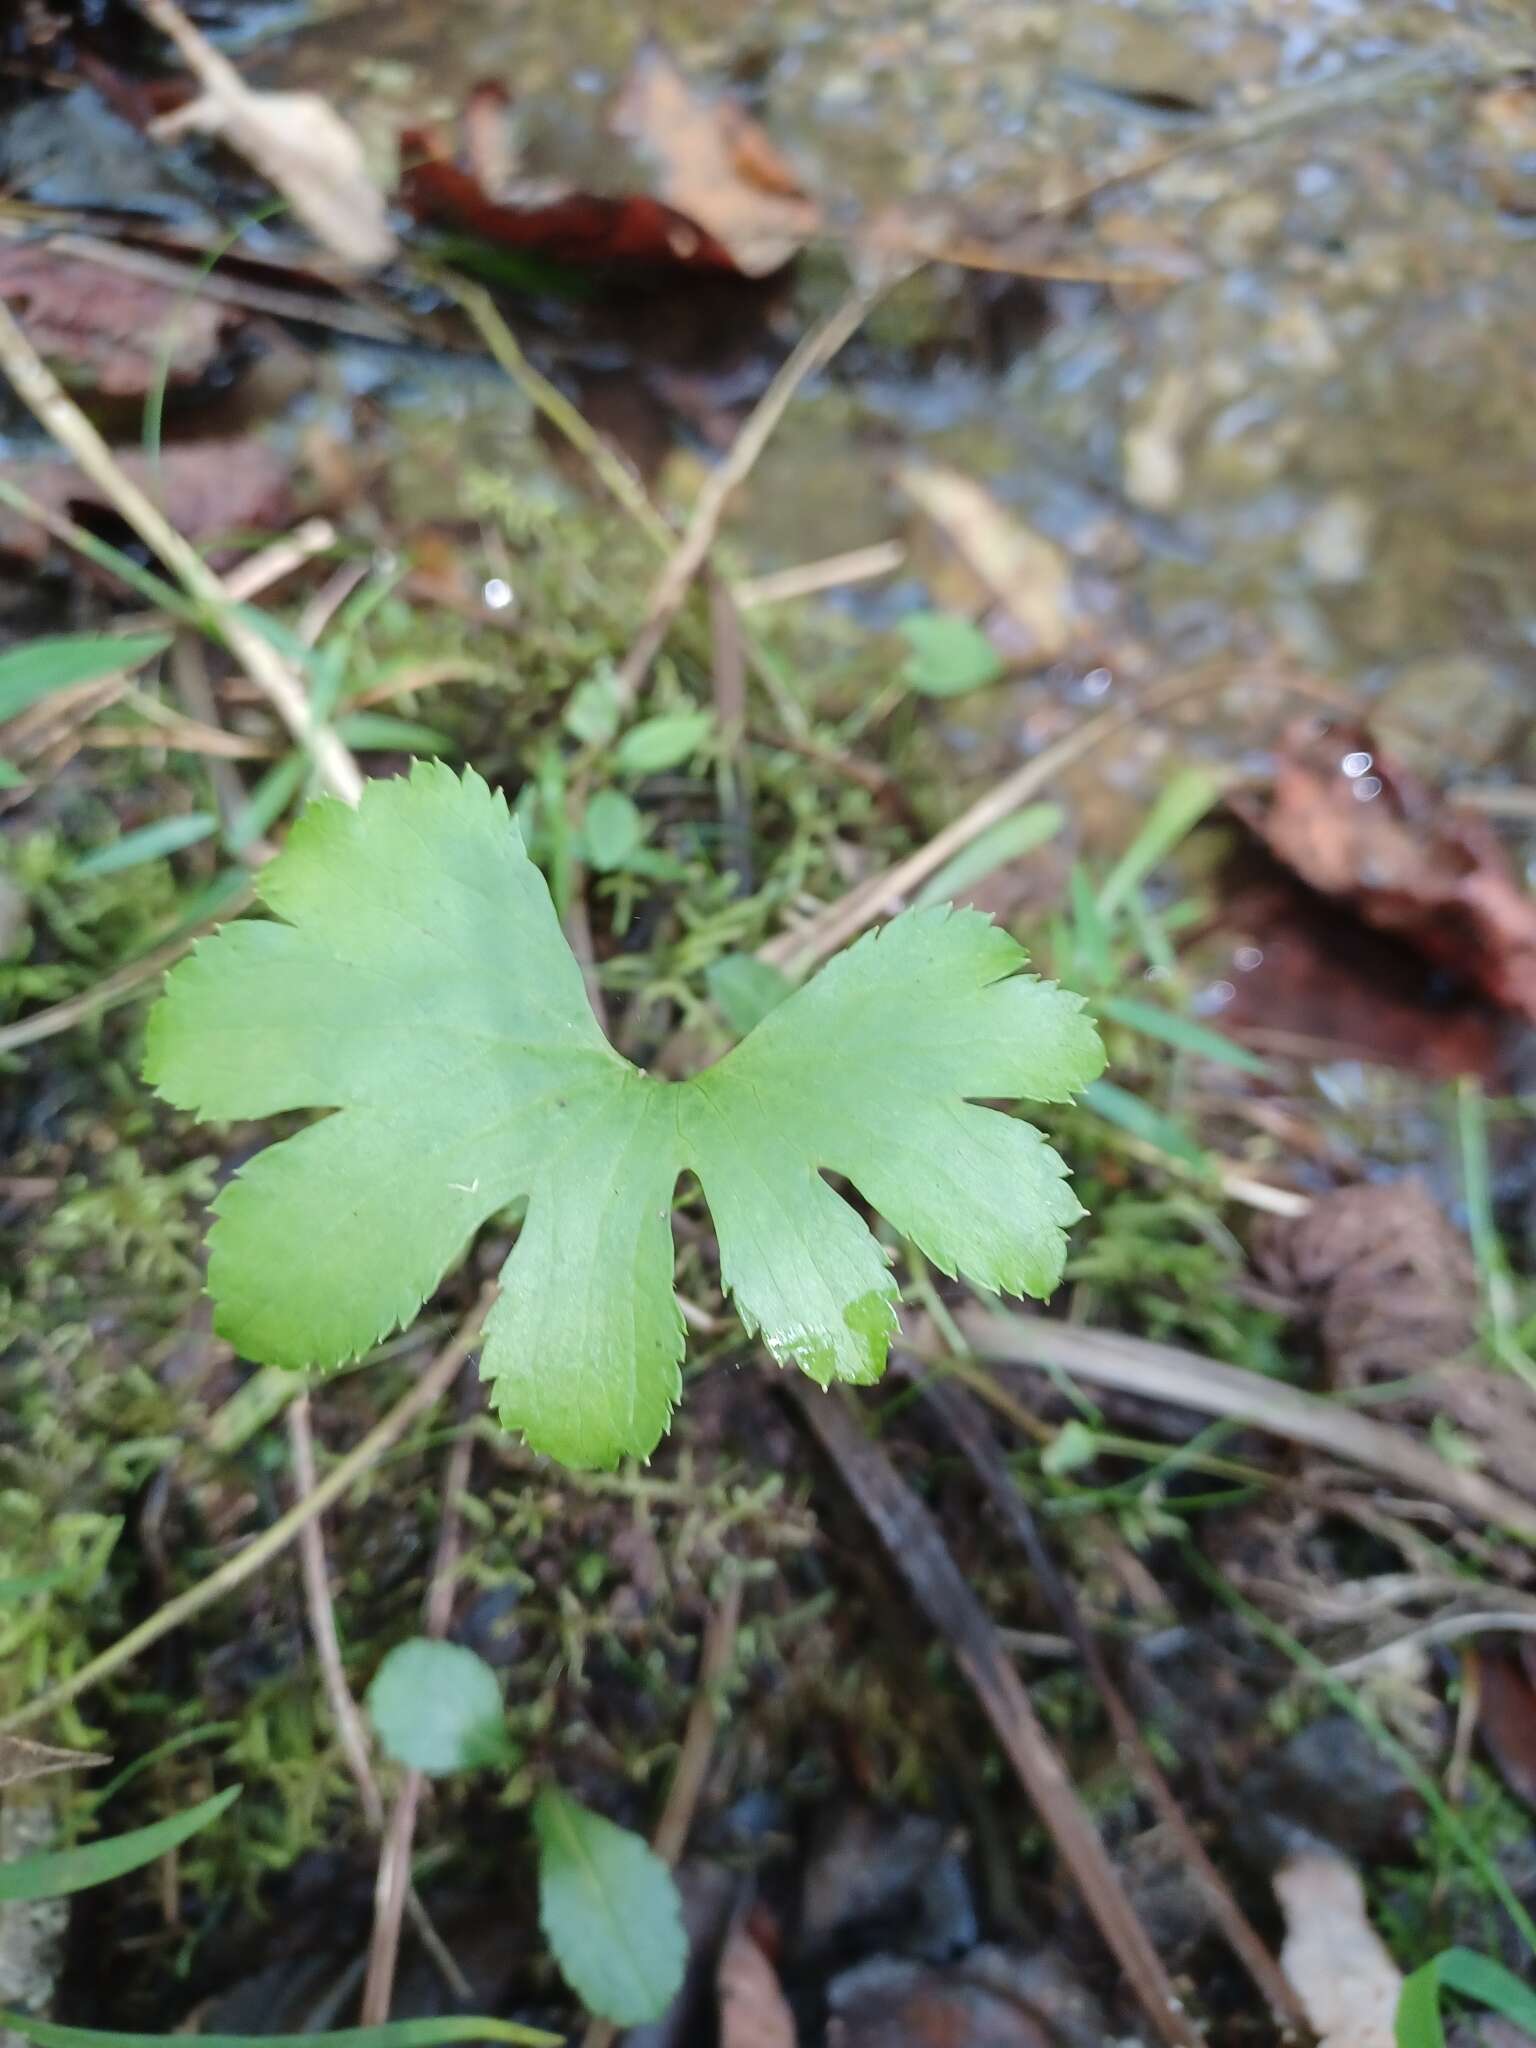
[898,463,1076,665]
[0,1734,106,1791]
[718,1924,797,2048]
[611,46,819,277]
[1275,1848,1402,2048]
[141,0,395,272]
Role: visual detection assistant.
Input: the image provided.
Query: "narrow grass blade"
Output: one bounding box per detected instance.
[0,2018,559,2048]
[0,634,170,722]
[73,812,218,877]
[1433,1947,1536,2030]
[1082,1077,1207,1168]
[1097,767,1223,919]
[914,803,1064,907]
[1098,995,1272,1077]
[1395,1963,1445,2048]
[0,1786,239,1901]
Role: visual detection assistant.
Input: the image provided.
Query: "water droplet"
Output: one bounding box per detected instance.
[1192,979,1236,1015]
[483,578,514,611]
[1080,666,1113,699]
[1233,945,1264,971]
[1341,750,1373,778]
[1351,775,1383,801]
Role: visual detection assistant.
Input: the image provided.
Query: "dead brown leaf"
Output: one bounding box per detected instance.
[0,244,241,397]
[0,1734,106,1791]
[1233,718,1536,1023]
[140,0,396,272]
[718,1924,797,2048]
[0,438,293,567]
[1275,1849,1401,2048]
[1256,1179,1480,1388]
[897,463,1076,666]
[610,46,820,277]
[1471,1649,1536,1814]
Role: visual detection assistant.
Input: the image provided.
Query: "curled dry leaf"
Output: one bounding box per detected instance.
[610,46,820,277]
[0,1734,105,1791]
[0,438,292,567]
[1470,1648,1536,1815]
[140,0,396,272]
[717,1923,797,2048]
[1255,1179,1479,1387]
[0,244,242,397]
[897,464,1075,667]
[1275,1848,1401,2048]
[1233,718,1536,1022]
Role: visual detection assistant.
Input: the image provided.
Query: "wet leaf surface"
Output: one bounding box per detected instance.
[0,244,243,397]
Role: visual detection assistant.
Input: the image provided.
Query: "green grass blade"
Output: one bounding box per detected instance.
[72,813,218,878]
[1081,1077,1207,1168]
[0,1787,239,1901]
[0,635,171,722]
[914,803,1064,908]
[0,2019,559,2048]
[1096,767,1223,920]
[1097,995,1272,1077]
[1395,1963,1445,2048]
[1433,1947,1536,2030]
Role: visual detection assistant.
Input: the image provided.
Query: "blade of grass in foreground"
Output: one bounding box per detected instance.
[0,1787,238,1901]
[0,2019,560,2048]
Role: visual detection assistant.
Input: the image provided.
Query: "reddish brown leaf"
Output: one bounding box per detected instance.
[718,1924,797,2048]
[1473,1648,1536,1813]
[0,244,241,397]
[0,439,293,568]
[1234,719,1536,1023]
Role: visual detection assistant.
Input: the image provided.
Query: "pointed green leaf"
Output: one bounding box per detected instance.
[147,765,1102,1469]
[897,612,1004,697]
[0,2015,557,2048]
[367,1638,514,1776]
[615,711,712,776]
[533,1787,686,2026]
[0,1786,238,1902]
[0,634,170,723]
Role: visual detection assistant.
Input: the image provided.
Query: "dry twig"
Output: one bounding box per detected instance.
[790,1382,1201,2048]
[613,282,879,706]
[0,298,362,802]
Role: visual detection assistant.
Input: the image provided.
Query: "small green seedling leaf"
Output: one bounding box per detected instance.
[615,710,713,776]
[1398,1946,1536,2048]
[367,1638,513,1776]
[336,712,457,755]
[565,671,622,747]
[533,1787,686,2025]
[0,633,170,723]
[583,789,646,872]
[0,1786,239,1902]
[147,765,1102,1469]
[705,953,793,1035]
[897,612,1004,697]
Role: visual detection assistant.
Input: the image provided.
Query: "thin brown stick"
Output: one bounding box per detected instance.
[917,1373,1311,2034]
[789,1382,1201,2048]
[954,1307,1536,1543]
[287,1398,473,2003]
[0,298,362,802]
[758,665,1232,973]
[0,1296,492,1735]
[613,282,879,707]
[579,1575,743,2048]
[361,1372,478,2021]
[734,541,906,610]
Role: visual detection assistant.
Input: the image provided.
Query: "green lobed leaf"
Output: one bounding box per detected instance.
[533,1787,686,2025]
[0,1787,239,1902]
[146,764,1103,1469]
[366,1638,514,1776]
[0,634,170,723]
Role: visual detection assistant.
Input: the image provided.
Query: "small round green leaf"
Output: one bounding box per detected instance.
[583,789,646,873]
[897,612,1005,697]
[367,1638,512,1776]
[615,711,713,776]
